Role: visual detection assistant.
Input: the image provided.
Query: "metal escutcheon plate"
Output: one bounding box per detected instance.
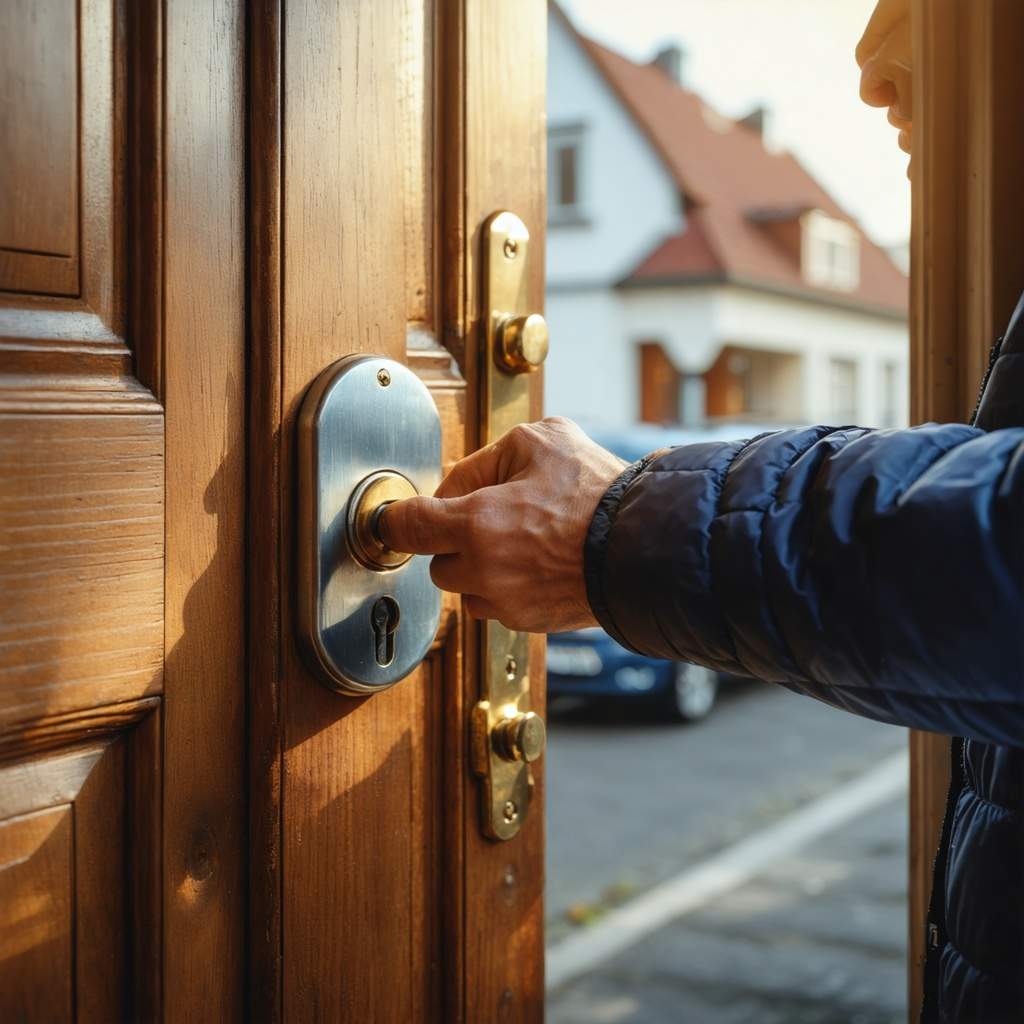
[297,355,442,695]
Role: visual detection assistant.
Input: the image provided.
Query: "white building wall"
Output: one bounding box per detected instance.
[617,286,723,372]
[544,287,637,429]
[546,11,683,287]
[611,284,908,427]
[714,288,909,426]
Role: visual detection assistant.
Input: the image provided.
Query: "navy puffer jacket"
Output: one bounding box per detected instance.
[584,298,1024,1022]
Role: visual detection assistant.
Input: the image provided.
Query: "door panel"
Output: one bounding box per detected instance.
[0,1,164,1018]
[278,0,447,1017]
[0,0,78,294]
[0,0,246,1018]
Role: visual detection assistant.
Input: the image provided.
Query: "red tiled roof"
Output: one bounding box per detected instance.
[569,26,908,316]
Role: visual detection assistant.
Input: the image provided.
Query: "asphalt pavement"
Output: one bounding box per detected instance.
[545,679,908,1022]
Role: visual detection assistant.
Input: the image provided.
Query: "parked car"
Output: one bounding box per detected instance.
[547,626,720,722]
[548,422,785,722]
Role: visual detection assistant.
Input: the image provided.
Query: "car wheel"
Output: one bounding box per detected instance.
[659,663,718,723]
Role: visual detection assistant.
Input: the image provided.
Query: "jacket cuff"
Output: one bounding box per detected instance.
[583,456,657,651]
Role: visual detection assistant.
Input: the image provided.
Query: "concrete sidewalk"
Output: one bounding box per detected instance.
[548,795,907,1024]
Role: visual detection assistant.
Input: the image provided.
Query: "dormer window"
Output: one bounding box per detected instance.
[802,210,860,292]
[548,124,586,225]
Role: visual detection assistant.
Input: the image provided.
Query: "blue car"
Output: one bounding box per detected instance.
[547,423,785,722]
[547,626,720,722]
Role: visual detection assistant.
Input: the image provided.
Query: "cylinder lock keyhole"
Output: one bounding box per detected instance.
[371,596,401,667]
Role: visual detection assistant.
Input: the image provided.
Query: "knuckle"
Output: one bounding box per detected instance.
[506,422,533,447]
[543,415,573,430]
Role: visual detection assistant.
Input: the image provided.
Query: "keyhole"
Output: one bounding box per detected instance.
[371,596,401,667]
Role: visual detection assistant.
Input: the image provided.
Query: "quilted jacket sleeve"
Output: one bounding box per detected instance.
[583,423,1024,747]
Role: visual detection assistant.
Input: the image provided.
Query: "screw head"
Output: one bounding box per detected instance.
[502,800,519,823]
[505,655,517,680]
[376,367,391,387]
[503,237,519,259]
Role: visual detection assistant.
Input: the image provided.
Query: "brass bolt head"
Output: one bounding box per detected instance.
[505,654,517,680]
[492,710,547,764]
[503,800,519,823]
[503,237,519,259]
[496,313,549,374]
[376,367,391,387]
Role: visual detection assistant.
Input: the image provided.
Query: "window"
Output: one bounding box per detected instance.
[879,361,900,427]
[829,358,858,423]
[803,211,860,292]
[638,342,682,425]
[548,125,586,224]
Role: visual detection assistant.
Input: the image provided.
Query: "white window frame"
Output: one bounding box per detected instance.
[547,123,587,225]
[802,210,861,292]
[879,360,901,428]
[828,356,859,423]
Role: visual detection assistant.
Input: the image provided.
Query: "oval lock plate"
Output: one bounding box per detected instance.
[297,355,442,694]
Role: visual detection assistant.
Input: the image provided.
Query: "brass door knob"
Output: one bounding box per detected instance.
[496,313,549,374]
[492,711,547,763]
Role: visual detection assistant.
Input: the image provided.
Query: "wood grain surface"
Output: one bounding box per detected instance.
[0,0,244,1017]
[0,805,74,1022]
[0,413,164,729]
[278,1,443,1017]
[0,0,78,264]
[161,0,247,1018]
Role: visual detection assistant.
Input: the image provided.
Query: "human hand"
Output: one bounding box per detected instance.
[856,0,912,163]
[378,417,627,633]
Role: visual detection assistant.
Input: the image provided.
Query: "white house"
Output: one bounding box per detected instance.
[545,5,909,431]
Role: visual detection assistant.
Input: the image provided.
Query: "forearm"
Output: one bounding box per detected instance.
[585,423,1024,746]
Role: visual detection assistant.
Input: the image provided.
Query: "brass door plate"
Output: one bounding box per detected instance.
[471,631,533,840]
[472,211,546,841]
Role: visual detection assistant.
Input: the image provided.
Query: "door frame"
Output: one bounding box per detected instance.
[908,1,1024,1015]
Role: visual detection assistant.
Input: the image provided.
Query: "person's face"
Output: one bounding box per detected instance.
[856,0,912,159]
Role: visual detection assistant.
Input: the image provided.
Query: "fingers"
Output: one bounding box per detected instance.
[435,422,541,499]
[859,58,897,109]
[436,441,506,498]
[424,553,500,621]
[887,107,911,131]
[429,553,473,594]
[376,495,468,555]
[855,0,908,68]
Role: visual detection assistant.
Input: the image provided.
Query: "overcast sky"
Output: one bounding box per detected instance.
[558,0,910,248]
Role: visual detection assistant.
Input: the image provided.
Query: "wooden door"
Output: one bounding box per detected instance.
[0,0,246,1018]
[908,1,1024,1017]
[0,1,547,1020]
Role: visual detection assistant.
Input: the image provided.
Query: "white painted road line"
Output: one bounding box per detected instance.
[546,749,909,992]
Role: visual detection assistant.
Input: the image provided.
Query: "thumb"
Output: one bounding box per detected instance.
[376,495,467,555]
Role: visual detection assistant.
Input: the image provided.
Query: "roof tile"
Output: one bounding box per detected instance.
[572,29,907,314]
